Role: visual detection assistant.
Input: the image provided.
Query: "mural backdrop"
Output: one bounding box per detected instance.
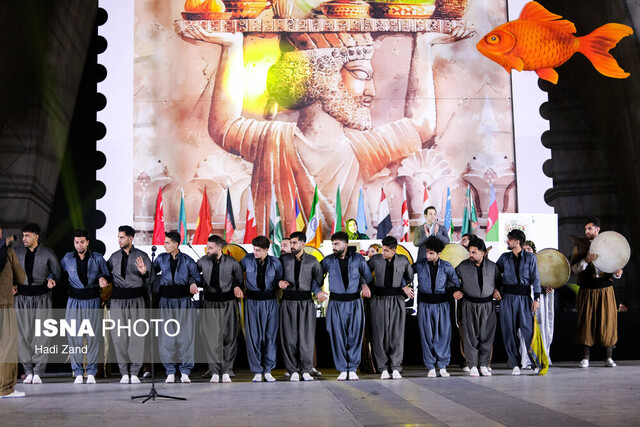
[132,0,517,243]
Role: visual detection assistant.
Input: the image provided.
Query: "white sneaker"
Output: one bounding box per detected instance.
[380,371,390,380]
[302,373,314,381]
[130,375,140,384]
[284,372,290,377]
[120,375,130,384]
[392,370,402,380]
[74,375,84,384]
[165,374,175,383]
[2,390,25,398]
[348,371,359,381]
[427,369,436,378]
[580,359,589,368]
[310,368,322,376]
[32,374,42,384]
[337,372,348,381]
[23,374,33,384]
[533,367,541,375]
[264,373,276,382]
[480,366,491,377]
[439,369,450,378]
[222,374,232,383]
[86,375,96,384]
[210,374,219,383]
[462,366,470,372]
[181,374,191,383]
[143,372,151,378]
[605,358,617,367]
[290,372,300,382]
[512,367,521,376]
[469,367,479,377]
[252,374,262,383]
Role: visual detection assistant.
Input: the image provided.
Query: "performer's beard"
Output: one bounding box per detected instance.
[320,82,372,131]
[333,248,347,258]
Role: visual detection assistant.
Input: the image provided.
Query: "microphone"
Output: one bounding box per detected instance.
[186,242,200,258]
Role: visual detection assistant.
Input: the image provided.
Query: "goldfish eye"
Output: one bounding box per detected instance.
[486,34,500,44]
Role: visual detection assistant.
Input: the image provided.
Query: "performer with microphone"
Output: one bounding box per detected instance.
[13,223,61,384]
[146,231,201,384]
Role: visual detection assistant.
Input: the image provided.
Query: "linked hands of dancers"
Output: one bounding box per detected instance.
[99,277,109,288]
[189,284,198,294]
[233,286,244,299]
[402,286,414,299]
[278,280,290,289]
[453,291,463,300]
[316,291,328,301]
[361,284,371,298]
[47,278,56,289]
[492,289,501,301]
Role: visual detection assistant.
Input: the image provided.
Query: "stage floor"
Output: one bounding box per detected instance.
[2,362,639,426]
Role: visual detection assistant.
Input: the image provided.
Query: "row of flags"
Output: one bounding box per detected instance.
[151,183,501,248]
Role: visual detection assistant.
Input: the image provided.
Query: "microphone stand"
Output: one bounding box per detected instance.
[132,245,186,403]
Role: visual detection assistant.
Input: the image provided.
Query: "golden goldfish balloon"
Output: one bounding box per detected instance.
[476,1,633,84]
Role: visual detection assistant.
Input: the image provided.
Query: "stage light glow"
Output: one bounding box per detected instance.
[239,37,281,115]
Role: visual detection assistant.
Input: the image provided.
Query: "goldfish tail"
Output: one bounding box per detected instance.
[578,23,633,79]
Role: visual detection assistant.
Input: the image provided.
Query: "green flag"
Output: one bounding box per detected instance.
[269,186,283,257]
[461,184,477,236]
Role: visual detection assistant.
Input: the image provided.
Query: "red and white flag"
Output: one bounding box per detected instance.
[152,187,165,245]
[243,186,258,244]
[423,185,429,211]
[401,183,410,242]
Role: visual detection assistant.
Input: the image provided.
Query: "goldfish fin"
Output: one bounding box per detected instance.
[503,54,525,72]
[519,1,576,32]
[578,23,633,79]
[519,1,562,22]
[535,68,559,84]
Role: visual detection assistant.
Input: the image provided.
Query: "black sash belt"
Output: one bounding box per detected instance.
[580,278,613,289]
[111,287,146,299]
[502,285,531,295]
[464,295,494,303]
[204,291,236,302]
[69,287,101,300]
[418,292,447,304]
[330,292,361,302]
[245,290,276,300]
[372,286,403,296]
[16,284,49,296]
[281,290,312,301]
[159,285,191,299]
